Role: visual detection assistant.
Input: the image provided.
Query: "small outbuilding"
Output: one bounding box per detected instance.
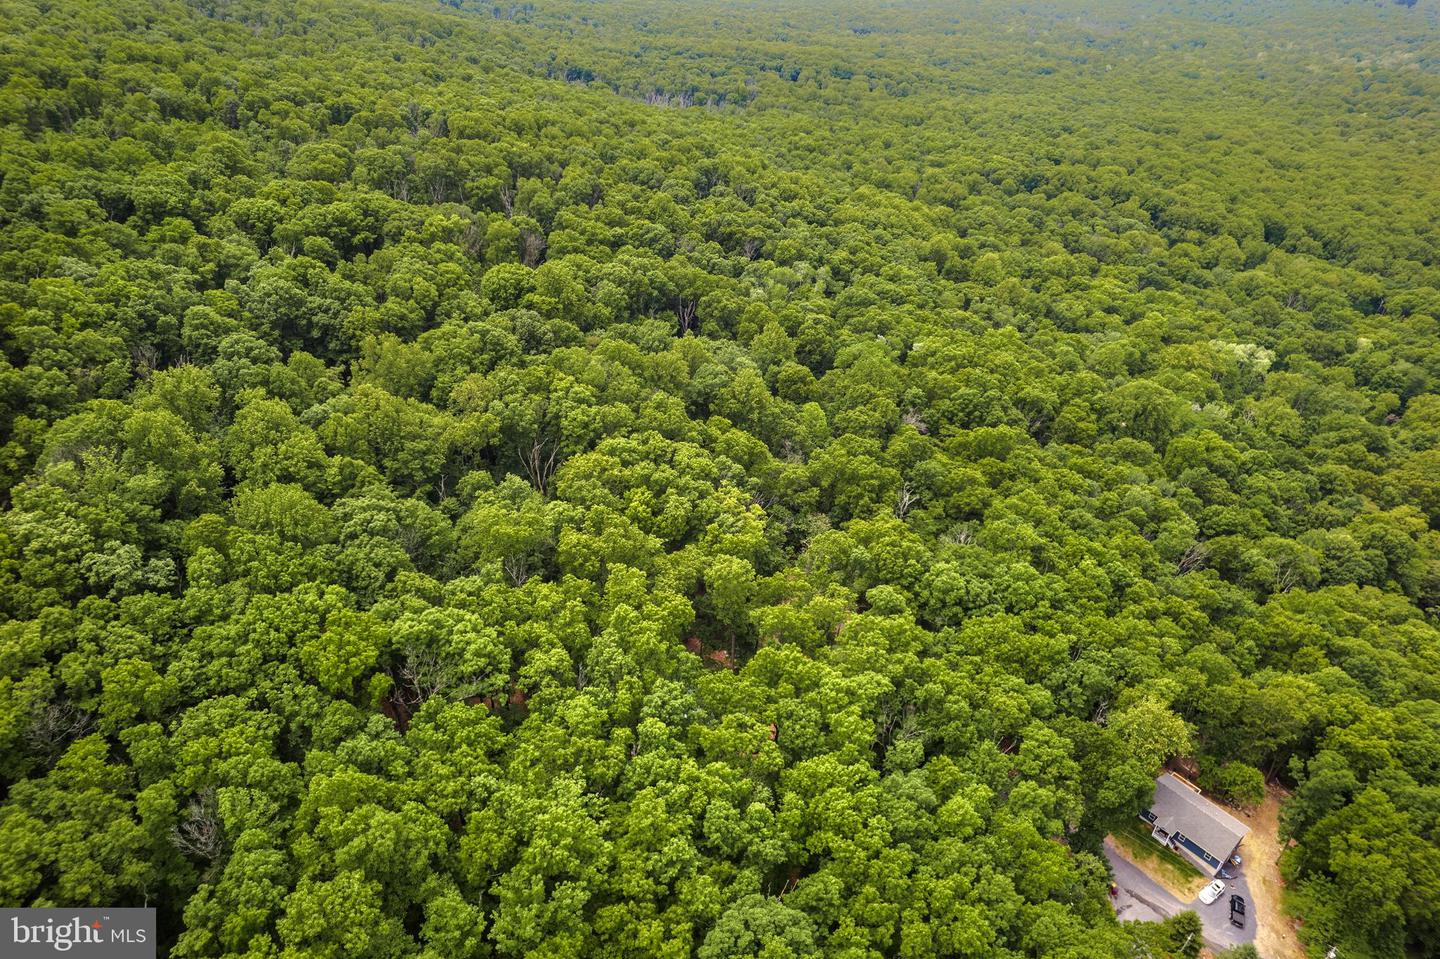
[1139,773,1249,876]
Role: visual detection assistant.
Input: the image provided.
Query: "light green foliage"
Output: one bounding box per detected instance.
[1,0,1438,957]
[1110,696,1193,773]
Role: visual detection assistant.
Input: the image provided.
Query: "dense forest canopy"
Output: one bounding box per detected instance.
[1,0,1439,957]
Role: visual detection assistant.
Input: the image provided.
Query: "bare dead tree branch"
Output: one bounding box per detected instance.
[26,701,92,757]
[1177,540,1209,574]
[171,789,223,863]
[520,438,560,497]
[521,228,546,267]
[391,649,454,711]
[502,554,529,587]
[942,524,975,547]
[895,482,920,519]
[675,297,698,334]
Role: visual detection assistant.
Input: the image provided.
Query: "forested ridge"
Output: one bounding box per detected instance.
[1,0,1439,956]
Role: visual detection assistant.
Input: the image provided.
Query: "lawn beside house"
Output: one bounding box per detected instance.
[1112,819,1210,901]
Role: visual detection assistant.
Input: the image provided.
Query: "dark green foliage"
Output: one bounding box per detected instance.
[2,0,1439,957]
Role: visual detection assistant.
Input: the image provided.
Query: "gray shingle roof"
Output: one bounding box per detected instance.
[1148,773,1249,859]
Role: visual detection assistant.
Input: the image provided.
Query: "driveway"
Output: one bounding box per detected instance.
[1103,837,1257,953]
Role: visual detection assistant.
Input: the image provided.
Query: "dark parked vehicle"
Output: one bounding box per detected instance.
[1229,895,1246,928]
[1218,867,1236,880]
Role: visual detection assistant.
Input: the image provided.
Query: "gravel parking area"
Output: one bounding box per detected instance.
[1104,836,1258,953]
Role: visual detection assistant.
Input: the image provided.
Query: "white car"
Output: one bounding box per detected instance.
[1198,879,1226,905]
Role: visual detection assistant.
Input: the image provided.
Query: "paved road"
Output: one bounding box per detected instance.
[1104,837,1257,952]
